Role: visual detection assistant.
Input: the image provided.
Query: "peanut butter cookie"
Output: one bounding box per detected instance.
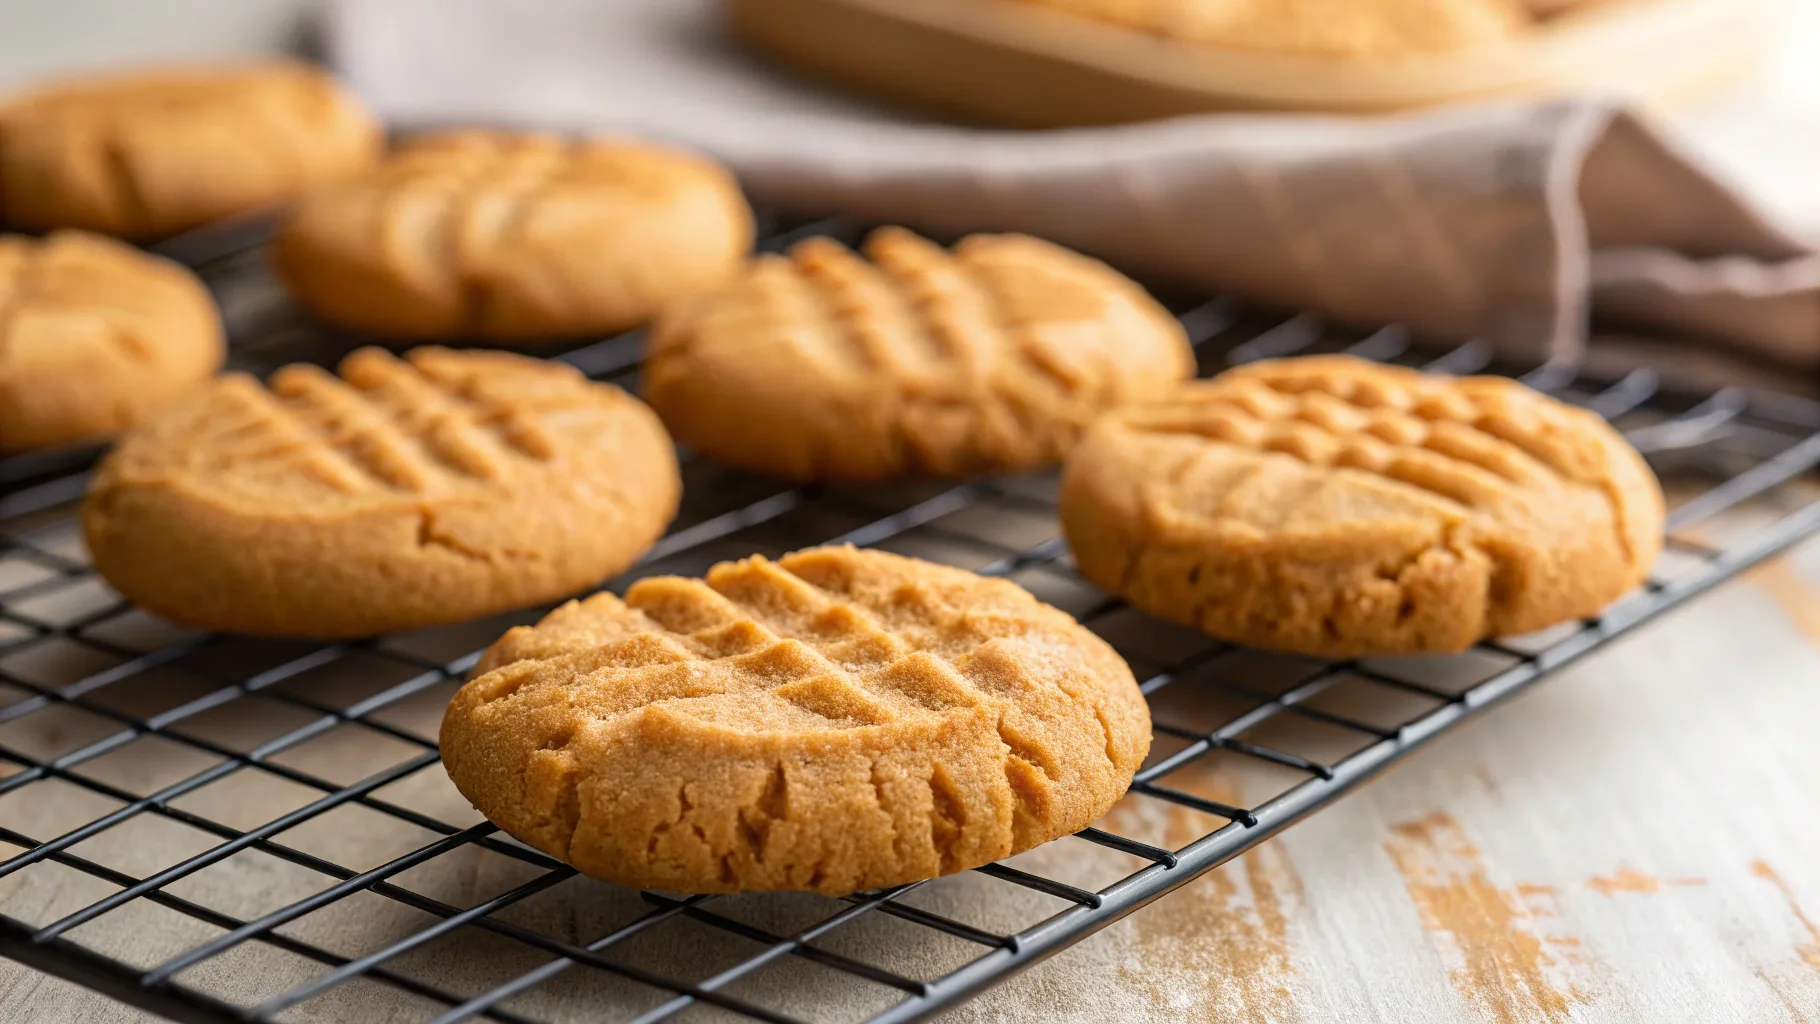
[1060,355,1664,656]
[0,231,223,452]
[441,545,1151,895]
[270,131,753,342]
[83,347,679,637]
[644,227,1194,482]
[0,61,380,239]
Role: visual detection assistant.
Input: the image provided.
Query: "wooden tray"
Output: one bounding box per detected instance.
[726,0,1782,126]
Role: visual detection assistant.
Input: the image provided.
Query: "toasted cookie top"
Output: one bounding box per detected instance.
[93,347,667,512]
[0,231,223,452]
[270,130,753,340]
[644,227,1194,482]
[83,347,680,636]
[1059,355,1664,655]
[0,62,380,237]
[441,546,1152,895]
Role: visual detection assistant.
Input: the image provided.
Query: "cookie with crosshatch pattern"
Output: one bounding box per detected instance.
[0,61,380,239]
[269,130,753,342]
[82,347,679,638]
[0,230,223,452]
[440,545,1152,895]
[1059,355,1664,657]
[643,226,1194,482]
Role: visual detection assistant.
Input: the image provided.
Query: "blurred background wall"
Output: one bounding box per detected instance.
[0,0,315,83]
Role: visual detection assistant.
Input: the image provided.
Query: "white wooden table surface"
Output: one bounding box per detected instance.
[3,4,1820,1022]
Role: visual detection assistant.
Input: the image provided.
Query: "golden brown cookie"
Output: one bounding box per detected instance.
[1014,0,1530,54]
[269,131,754,343]
[83,347,679,638]
[644,227,1194,482]
[440,545,1151,895]
[0,62,380,239]
[0,231,223,453]
[1059,355,1664,656]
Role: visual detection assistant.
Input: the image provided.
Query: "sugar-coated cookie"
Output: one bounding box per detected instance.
[1060,355,1664,656]
[441,545,1151,895]
[0,231,223,452]
[83,347,679,637]
[270,131,754,342]
[645,227,1194,482]
[0,62,380,239]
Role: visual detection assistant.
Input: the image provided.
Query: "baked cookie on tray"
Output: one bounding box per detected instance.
[82,347,679,638]
[440,545,1152,895]
[644,226,1194,482]
[1059,355,1664,657]
[270,130,753,342]
[0,61,380,239]
[0,231,223,452]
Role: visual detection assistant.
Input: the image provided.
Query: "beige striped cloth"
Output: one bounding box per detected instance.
[323,0,1820,385]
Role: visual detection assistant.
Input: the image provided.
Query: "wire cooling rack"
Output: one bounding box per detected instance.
[3,214,1820,1024]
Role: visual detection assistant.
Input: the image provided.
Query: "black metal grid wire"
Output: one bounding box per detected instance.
[3,214,1820,1024]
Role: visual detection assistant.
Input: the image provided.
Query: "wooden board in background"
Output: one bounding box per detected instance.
[728,0,1782,126]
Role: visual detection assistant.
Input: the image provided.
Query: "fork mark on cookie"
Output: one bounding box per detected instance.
[1121,372,1572,515]
[255,349,565,495]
